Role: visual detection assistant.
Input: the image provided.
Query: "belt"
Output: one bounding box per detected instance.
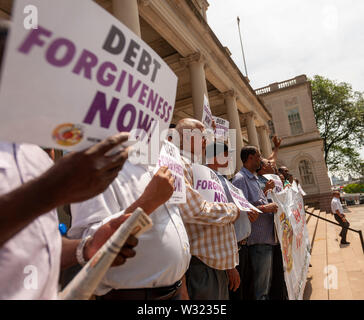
[97,280,182,300]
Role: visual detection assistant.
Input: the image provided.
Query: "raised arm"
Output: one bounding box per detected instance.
[0,133,129,247]
[267,136,282,165]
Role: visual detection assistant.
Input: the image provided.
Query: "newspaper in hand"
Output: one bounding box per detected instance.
[59,208,152,300]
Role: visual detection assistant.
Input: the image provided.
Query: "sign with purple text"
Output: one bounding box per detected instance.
[213,116,229,141]
[202,95,213,129]
[155,140,186,204]
[263,174,284,193]
[0,0,177,150]
[192,164,228,203]
[225,180,261,213]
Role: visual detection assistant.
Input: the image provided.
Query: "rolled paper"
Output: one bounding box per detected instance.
[59,208,152,300]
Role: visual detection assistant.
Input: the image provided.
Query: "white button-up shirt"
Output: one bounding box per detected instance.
[68,160,191,296]
[331,197,344,215]
[0,142,61,300]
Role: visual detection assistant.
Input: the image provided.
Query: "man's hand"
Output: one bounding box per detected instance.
[83,214,138,267]
[264,180,275,194]
[247,210,259,223]
[259,203,278,213]
[127,167,175,215]
[272,136,282,149]
[44,132,130,206]
[227,268,240,292]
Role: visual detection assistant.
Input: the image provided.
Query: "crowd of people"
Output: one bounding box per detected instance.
[0,19,317,301]
[1,111,305,300]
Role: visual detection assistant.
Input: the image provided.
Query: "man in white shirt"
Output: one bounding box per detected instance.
[69,157,191,300]
[331,191,350,245]
[0,134,140,299]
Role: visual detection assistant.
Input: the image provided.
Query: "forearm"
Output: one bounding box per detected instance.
[0,175,61,247]
[267,147,278,163]
[61,237,82,270]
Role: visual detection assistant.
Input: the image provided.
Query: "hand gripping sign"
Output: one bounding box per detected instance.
[263,174,284,193]
[59,208,152,300]
[0,0,177,151]
[154,140,186,204]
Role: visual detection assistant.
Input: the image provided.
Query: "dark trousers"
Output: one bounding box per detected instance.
[186,256,229,300]
[269,244,288,300]
[334,214,350,242]
[229,245,254,300]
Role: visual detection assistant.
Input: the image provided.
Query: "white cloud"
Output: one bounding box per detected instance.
[207,0,364,92]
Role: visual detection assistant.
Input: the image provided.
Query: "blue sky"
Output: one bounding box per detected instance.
[207,0,364,161]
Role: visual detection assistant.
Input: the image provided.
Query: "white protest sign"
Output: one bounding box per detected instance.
[271,187,311,300]
[213,116,229,141]
[192,164,228,203]
[263,174,284,193]
[224,180,262,213]
[0,0,177,151]
[155,140,186,204]
[202,95,214,129]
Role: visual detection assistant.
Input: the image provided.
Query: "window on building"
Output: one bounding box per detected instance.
[287,108,303,135]
[268,120,275,137]
[299,160,315,185]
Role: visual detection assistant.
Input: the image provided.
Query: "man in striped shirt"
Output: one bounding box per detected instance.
[175,118,240,300]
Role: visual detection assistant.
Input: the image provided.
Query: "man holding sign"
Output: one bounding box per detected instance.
[206,142,258,300]
[232,146,279,300]
[175,118,240,300]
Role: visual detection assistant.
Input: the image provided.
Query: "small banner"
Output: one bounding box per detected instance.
[271,186,311,300]
[155,140,186,204]
[213,116,229,141]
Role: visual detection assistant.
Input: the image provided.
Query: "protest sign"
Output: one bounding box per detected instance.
[263,174,284,193]
[224,179,262,213]
[213,116,229,141]
[0,0,177,151]
[202,95,214,129]
[271,187,311,300]
[192,164,228,203]
[155,140,186,204]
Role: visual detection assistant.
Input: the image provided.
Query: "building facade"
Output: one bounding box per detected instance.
[0,0,274,172]
[256,75,333,211]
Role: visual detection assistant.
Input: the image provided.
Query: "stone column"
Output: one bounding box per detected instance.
[112,0,141,36]
[257,125,271,158]
[243,112,260,149]
[180,52,208,121]
[224,90,244,170]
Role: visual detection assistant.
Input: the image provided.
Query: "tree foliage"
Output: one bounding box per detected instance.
[310,75,364,175]
[343,183,364,194]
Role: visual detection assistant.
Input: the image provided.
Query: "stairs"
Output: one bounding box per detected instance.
[303,205,364,300]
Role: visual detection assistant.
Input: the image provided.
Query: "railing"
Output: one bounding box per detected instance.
[255,74,307,95]
[305,210,364,254]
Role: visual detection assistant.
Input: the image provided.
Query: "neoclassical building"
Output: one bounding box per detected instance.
[0,1,331,209]
[0,0,274,171]
[255,75,332,211]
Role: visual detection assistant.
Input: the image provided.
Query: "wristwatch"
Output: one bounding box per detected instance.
[76,235,92,266]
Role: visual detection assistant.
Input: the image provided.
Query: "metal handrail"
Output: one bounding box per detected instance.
[305,210,364,254]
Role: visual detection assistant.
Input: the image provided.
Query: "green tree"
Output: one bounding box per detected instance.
[343,184,364,194]
[310,75,364,175]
